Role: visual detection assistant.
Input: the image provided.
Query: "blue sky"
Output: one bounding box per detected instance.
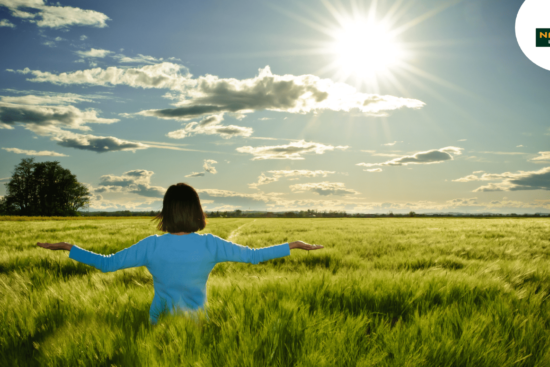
[1,0,549,213]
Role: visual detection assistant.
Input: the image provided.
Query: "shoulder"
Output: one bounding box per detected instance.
[195,232,220,243]
[200,233,228,243]
[137,234,159,246]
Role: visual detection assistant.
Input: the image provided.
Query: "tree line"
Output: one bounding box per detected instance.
[0,158,90,216]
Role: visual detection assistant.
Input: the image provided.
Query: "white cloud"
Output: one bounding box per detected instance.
[382,141,400,146]
[453,167,550,192]
[96,169,165,198]
[357,146,463,169]
[0,100,118,131]
[2,147,68,156]
[166,114,253,140]
[0,0,110,29]
[80,35,87,41]
[185,172,205,178]
[249,169,335,189]
[249,174,279,189]
[76,48,112,58]
[0,19,15,27]
[530,151,550,162]
[289,181,359,196]
[184,159,219,177]
[0,93,98,105]
[366,168,382,172]
[237,140,348,160]
[114,54,163,64]
[50,130,148,153]
[203,159,218,174]
[12,62,191,90]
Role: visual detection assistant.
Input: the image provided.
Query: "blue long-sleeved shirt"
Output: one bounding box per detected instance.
[68,232,291,324]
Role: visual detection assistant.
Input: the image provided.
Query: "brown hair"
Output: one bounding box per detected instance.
[152,183,206,233]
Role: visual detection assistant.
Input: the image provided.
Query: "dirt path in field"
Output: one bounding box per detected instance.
[227,219,256,242]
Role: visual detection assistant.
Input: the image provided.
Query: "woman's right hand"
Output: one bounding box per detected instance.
[289,241,324,251]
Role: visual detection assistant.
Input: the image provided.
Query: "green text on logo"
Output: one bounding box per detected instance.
[537,28,550,47]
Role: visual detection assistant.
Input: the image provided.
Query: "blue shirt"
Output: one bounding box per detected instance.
[69,232,291,324]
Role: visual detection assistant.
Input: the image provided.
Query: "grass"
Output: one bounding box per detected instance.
[1,217,549,366]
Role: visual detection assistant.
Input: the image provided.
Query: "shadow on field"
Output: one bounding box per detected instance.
[0,298,76,366]
[0,257,93,279]
[374,256,466,271]
[267,250,360,274]
[37,225,101,233]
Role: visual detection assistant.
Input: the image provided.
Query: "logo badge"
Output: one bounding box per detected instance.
[516,0,550,71]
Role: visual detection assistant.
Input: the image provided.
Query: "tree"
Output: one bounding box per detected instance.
[3,158,91,216]
[0,196,7,215]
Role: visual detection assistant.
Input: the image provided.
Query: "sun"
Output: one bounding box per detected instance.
[331,19,405,80]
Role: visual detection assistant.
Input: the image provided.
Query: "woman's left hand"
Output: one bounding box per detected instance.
[37,242,73,251]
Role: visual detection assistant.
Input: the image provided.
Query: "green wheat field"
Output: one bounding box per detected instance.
[1,217,549,366]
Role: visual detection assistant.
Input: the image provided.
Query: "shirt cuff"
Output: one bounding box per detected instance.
[281,243,291,257]
[68,245,85,261]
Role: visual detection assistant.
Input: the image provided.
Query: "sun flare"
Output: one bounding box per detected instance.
[331,20,405,79]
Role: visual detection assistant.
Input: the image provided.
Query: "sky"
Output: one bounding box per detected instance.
[0,0,549,214]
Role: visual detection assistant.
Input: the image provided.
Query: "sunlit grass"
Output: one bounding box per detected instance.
[1,218,549,366]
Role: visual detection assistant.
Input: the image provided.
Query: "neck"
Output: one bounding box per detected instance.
[170,232,191,235]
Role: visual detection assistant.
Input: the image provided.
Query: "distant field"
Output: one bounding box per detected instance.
[1,217,549,366]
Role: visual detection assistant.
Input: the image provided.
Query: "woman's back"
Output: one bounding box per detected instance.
[68,232,291,324]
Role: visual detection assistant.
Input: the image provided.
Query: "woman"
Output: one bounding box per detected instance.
[37,183,324,325]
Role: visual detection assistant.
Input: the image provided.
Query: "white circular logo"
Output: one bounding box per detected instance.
[516,0,550,71]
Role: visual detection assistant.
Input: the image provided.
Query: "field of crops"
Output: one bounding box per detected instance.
[1,217,549,366]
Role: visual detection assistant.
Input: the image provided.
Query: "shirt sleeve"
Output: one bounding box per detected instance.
[68,235,155,273]
[213,235,290,264]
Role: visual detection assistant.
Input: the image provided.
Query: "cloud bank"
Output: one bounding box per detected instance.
[0,94,147,153]
[138,66,425,121]
[15,64,424,122]
[453,167,550,192]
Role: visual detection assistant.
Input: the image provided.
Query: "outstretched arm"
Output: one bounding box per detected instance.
[214,236,323,264]
[37,236,154,273]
